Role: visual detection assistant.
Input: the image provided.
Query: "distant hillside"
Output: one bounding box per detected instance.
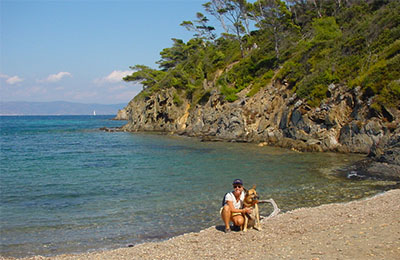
[0,101,126,115]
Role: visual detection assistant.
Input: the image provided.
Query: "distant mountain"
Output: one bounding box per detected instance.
[0,101,127,115]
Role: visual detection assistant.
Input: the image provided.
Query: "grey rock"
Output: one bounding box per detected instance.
[294,100,303,108]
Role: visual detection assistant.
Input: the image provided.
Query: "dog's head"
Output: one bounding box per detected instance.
[244,185,259,207]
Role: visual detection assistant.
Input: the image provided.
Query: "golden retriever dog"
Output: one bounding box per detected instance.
[242,185,262,231]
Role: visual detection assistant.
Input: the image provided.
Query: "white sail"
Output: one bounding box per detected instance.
[93,110,96,116]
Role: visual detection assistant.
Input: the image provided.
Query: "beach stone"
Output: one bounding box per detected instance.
[19,189,400,260]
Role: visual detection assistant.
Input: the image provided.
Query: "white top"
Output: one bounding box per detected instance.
[224,191,245,209]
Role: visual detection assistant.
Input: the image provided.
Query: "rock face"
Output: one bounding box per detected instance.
[114,108,129,120]
[122,81,399,155]
[341,130,400,180]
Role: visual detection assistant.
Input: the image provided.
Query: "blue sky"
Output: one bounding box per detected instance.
[0,0,208,104]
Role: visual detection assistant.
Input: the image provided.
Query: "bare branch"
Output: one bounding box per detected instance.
[259,198,281,220]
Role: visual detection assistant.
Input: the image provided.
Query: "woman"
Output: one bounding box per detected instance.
[220,179,252,233]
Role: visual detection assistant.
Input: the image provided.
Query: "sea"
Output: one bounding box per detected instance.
[0,115,395,258]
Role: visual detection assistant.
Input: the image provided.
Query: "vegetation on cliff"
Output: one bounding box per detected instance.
[123,0,400,111]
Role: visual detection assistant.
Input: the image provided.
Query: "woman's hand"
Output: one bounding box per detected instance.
[243,207,252,214]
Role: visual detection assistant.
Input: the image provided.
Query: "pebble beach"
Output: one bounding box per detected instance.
[3,189,399,260]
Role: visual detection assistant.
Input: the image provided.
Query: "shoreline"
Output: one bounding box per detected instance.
[3,189,399,260]
[101,128,400,182]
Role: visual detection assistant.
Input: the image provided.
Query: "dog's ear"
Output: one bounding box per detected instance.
[252,185,256,189]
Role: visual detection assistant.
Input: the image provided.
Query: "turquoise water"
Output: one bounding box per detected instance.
[0,116,394,258]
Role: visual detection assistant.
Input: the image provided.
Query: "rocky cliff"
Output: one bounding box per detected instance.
[342,133,400,181]
[121,78,399,152]
[114,108,129,120]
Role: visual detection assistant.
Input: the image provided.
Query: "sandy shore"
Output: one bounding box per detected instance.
[3,189,400,260]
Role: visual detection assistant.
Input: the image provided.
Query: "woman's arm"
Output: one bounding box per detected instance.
[226,201,251,214]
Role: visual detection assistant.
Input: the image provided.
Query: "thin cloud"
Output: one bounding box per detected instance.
[95,70,131,84]
[7,76,24,84]
[67,91,98,101]
[0,73,24,84]
[112,90,139,102]
[40,72,72,83]
[108,85,128,91]
[13,86,47,99]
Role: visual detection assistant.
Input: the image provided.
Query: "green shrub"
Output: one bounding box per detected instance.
[225,93,239,102]
[276,61,305,87]
[296,69,338,106]
[220,83,239,102]
[352,42,400,98]
[311,17,342,46]
[307,84,328,107]
[173,93,183,106]
[382,39,400,59]
[247,70,274,97]
[380,80,400,106]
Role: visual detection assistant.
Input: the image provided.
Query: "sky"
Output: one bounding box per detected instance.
[0,0,209,104]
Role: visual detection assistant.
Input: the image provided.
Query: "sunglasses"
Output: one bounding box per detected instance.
[233,185,242,188]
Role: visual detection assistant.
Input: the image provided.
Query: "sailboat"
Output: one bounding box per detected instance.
[93,110,96,116]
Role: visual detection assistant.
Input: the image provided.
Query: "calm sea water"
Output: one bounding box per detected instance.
[0,115,394,257]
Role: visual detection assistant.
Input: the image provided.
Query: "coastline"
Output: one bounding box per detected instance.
[4,189,399,260]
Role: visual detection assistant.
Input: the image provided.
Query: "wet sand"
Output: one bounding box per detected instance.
[3,189,400,260]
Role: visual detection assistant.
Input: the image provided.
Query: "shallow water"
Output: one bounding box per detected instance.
[0,116,394,257]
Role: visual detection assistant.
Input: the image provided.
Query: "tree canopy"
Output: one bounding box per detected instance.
[124,0,400,109]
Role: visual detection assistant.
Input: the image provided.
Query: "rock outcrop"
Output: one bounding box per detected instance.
[340,130,400,180]
[114,108,129,120]
[122,81,399,149]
